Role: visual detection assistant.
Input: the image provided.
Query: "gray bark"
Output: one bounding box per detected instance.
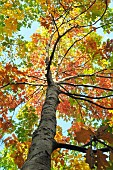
[21,84,59,170]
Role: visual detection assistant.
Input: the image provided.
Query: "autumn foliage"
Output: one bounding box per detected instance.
[0,0,113,169]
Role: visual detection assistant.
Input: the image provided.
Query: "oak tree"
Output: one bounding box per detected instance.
[0,0,113,169]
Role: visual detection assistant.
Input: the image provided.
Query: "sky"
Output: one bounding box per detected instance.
[19,21,39,40]
[20,21,113,42]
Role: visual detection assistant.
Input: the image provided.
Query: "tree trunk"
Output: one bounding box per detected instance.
[21,84,59,170]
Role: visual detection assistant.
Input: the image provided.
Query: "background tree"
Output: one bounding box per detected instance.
[0,0,113,169]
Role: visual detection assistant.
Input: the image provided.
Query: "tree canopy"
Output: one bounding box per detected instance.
[0,0,113,169]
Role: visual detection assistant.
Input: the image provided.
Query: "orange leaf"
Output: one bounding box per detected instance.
[75,127,94,143]
[0,134,2,139]
[11,84,18,92]
[61,159,64,166]
[14,155,24,168]
[0,118,3,128]
[12,133,17,140]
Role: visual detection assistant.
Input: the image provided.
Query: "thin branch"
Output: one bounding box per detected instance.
[0,82,45,89]
[82,141,93,148]
[46,36,61,80]
[26,75,46,81]
[60,90,113,110]
[59,83,112,102]
[60,0,96,27]
[57,71,113,83]
[58,82,113,92]
[73,0,96,22]
[80,0,108,27]
[76,100,86,123]
[24,86,41,103]
[70,93,112,100]
[54,4,70,21]
[51,14,60,37]
[96,138,113,151]
[57,22,112,70]
[96,75,113,78]
[58,0,108,35]
[45,9,70,58]
[56,56,90,77]
[63,24,109,59]
[62,0,108,30]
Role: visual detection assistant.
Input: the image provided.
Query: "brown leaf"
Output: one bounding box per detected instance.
[75,127,94,143]
[109,149,113,162]
[96,150,109,170]
[99,131,113,144]
[86,147,95,168]
[96,126,113,144]
[96,125,108,137]
[0,118,3,128]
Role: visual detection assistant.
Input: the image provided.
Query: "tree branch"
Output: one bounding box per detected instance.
[46,36,61,81]
[80,0,108,27]
[56,142,112,153]
[0,82,45,89]
[95,138,113,151]
[56,142,87,153]
[61,0,96,26]
[60,85,113,99]
[60,90,113,110]
[68,92,112,100]
[57,71,113,83]
[58,82,113,92]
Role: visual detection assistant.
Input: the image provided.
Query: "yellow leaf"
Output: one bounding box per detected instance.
[109,110,113,114]
[4,3,12,8]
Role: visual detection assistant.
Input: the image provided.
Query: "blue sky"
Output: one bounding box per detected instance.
[20,21,113,42]
[19,0,113,41]
[19,21,39,40]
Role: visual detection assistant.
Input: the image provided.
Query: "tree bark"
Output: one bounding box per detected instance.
[21,84,59,170]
